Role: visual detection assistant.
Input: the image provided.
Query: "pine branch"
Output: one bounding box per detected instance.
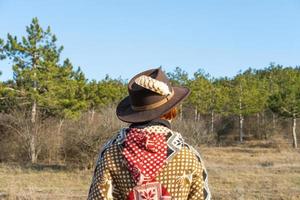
[281,106,293,115]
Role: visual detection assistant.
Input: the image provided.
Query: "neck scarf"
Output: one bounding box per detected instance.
[123,127,167,184]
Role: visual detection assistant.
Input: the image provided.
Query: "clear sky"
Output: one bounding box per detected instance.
[0,0,299,81]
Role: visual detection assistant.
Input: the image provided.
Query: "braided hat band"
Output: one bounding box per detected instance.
[135,75,172,96]
[132,75,174,111]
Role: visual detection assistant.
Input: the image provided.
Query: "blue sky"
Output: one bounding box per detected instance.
[0,0,299,81]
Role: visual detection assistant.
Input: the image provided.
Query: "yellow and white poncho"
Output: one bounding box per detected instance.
[88,120,211,200]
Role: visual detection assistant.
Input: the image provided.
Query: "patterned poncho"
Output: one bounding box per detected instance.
[88,120,211,200]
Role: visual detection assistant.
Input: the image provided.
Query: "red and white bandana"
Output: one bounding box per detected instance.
[122,128,168,184]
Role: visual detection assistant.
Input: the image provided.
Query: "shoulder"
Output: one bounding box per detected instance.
[95,127,129,165]
[184,143,206,164]
[166,130,204,163]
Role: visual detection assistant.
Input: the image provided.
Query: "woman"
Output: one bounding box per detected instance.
[88,68,211,200]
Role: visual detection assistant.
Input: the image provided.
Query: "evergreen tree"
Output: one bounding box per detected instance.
[268,67,300,148]
[0,80,19,112]
[3,18,75,163]
[167,67,189,120]
[167,66,189,86]
[3,17,63,122]
[255,63,281,131]
[97,75,127,106]
[85,75,126,123]
[0,39,5,109]
[188,69,212,122]
[229,69,269,142]
[85,79,100,123]
[212,77,232,116]
[45,60,89,134]
[0,39,5,60]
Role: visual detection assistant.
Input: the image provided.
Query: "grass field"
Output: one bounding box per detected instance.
[202,146,300,200]
[0,145,300,200]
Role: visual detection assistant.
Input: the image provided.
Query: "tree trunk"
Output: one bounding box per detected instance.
[30,53,38,164]
[30,135,37,164]
[58,119,64,135]
[194,107,198,122]
[31,63,37,123]
[211,110,214,134]
[256,113,261,139]
[239,85,244,142]
[292,115,298,148]
[239,114,244,143]
[90,108,95,124]
[31,101,37,123]
[272,112,276,130]
[262,111,267,139]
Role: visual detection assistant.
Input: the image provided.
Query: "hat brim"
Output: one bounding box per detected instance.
[116,86,190,123]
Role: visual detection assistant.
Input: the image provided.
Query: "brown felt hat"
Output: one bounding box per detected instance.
[116,67,190,123]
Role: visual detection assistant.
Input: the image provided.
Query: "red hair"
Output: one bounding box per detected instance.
[160,107,177,120]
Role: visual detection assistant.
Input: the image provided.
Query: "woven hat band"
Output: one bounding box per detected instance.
[131,90,174,111]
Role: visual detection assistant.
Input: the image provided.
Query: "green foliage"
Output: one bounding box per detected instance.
[188,69,212,114]
[212,77,232,115]
[228,68,270,116]
[0,39,5,60]
[167,67,189,86]
[3,17,61,102]
[1,18,85,120]
[85,75,127,111]
[43,60,89,120]
[97,75,127,107]
[268,66,300,118]
[0,80,19,112]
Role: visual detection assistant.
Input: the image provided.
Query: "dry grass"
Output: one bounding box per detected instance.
[202,145,300,200]
[0,164,91,199]
[0,145,300,200]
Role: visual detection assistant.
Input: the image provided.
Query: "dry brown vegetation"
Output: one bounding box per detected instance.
[203,145,300,200]
[0,143,299,200]
[0,163,90,199]
[0,107,299,199]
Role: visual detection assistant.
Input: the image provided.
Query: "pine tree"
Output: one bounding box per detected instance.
[1,17,73,163]
[188,69,211,122]
[268,67,300,148]
[167,67,189,120]
[212,77,232,116]
[0,39,5,109]
[97,75,127,106]
[0,39,5,60]
[3,17,63,121]
[229,69,269,142]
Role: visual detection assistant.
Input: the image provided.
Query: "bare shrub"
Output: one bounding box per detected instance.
[0,105,296,167]
[172,118,215,147]
[0,110,44,163]
[37,117,65,164]
[0,113,20,162]
[62,106,125,169]
[0,106,126,167]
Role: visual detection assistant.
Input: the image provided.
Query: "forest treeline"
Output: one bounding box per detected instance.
[0,18,299,167]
